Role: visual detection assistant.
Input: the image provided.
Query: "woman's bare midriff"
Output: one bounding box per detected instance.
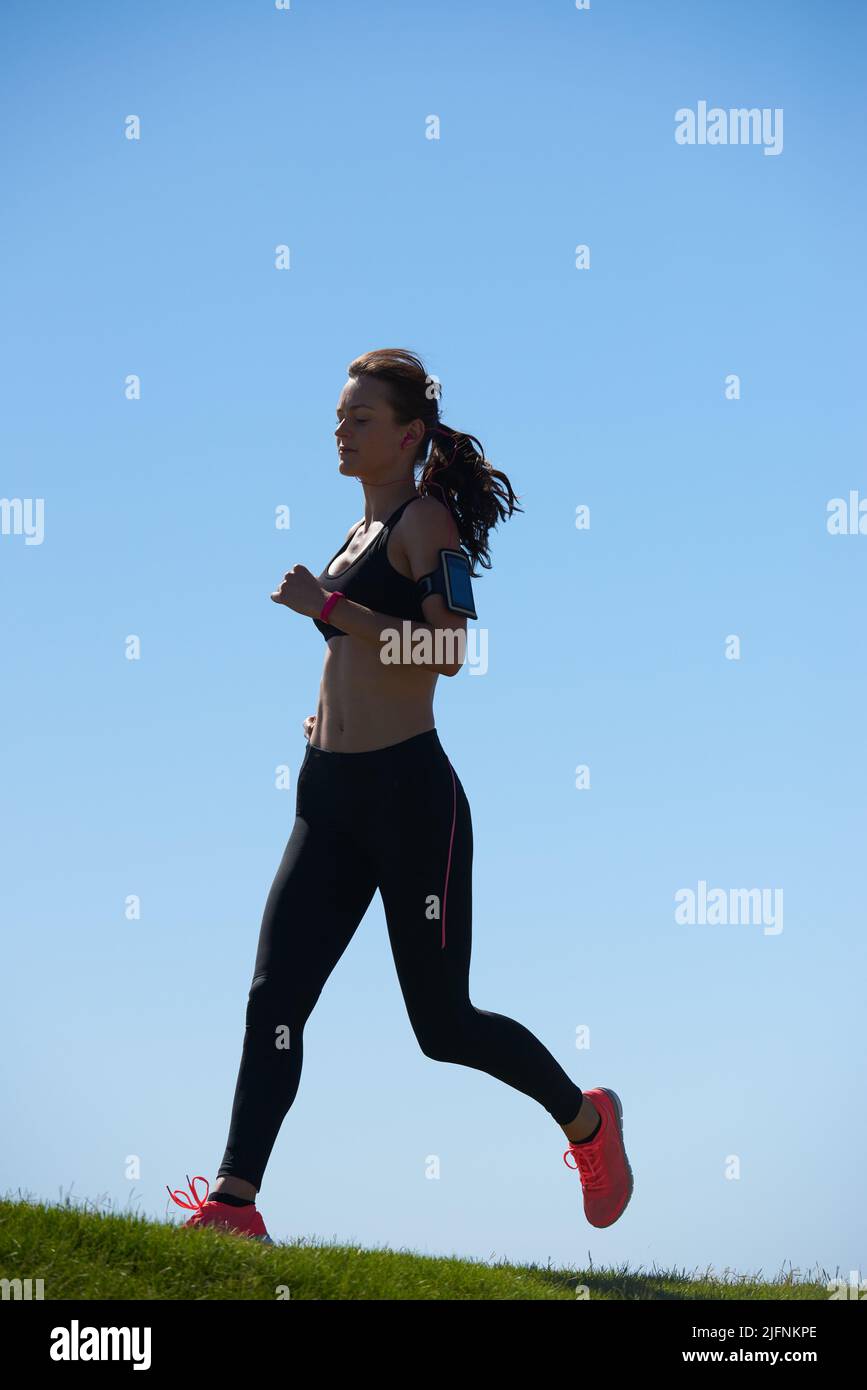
[310,521,439,752]
[312,640,437,751]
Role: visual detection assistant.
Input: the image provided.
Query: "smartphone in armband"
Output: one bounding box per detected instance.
[416,549,478,619]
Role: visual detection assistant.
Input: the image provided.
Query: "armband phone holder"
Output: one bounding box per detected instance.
[416,548,477,619]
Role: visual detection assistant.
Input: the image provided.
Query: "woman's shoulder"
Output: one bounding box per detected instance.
[402,492,459,546]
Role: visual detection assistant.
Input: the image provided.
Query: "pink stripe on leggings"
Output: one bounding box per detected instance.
[441,760,457,949]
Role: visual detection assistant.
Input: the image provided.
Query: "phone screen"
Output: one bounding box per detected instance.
[445,552,476,616]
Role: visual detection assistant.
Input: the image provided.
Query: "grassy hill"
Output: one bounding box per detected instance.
[0,1191,836,1300]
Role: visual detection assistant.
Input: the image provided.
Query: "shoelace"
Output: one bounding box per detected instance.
[563,1138,606,1192]
[166,1173,210,1212]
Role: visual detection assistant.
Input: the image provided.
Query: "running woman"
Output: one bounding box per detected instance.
[168,348,633,1243]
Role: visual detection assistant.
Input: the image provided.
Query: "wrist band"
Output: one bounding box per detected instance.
[319,591,345,624]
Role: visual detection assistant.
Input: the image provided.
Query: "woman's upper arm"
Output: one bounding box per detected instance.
[402,497,468,672]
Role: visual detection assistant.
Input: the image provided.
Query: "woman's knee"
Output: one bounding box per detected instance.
[245,974,308,1043]
[413,1007,477,1062]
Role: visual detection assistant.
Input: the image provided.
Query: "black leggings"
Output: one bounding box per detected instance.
[216,728,584,1190]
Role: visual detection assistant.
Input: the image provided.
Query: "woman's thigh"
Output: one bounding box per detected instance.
[372,744,475,1032]
[251,793,379,1022]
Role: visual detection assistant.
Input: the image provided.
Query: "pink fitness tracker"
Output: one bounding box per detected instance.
[319,591,345,625]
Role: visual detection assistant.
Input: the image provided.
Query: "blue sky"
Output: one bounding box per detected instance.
[2,0,865,1284]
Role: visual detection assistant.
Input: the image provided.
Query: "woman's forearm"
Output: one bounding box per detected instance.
[323,595,463,676]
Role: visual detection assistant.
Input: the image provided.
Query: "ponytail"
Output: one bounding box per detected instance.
[418,422,523,575]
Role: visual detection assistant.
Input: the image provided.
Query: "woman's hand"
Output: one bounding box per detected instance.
[302,714,316,741]
[270,565,327,619]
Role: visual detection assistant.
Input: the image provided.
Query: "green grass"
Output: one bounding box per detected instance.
[0,1189,837,1300]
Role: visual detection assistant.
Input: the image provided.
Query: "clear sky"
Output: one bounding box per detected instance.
[2,0,865,1284]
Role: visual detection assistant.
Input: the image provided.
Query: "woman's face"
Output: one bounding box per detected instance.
[334,377,423,477]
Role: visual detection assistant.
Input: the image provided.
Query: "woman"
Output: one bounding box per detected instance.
[168,349,633,1243]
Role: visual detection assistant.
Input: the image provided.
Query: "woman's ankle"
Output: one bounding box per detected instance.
[561,1100,601,1143]
[213,1175,258,1201]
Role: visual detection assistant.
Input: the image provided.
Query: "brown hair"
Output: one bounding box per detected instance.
[346,347,523,576]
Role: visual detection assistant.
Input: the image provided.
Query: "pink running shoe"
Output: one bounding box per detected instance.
[562,1087,634,1228]
[167,1174,274,1244]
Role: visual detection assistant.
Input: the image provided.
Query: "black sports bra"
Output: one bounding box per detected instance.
[313,494,428,640]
